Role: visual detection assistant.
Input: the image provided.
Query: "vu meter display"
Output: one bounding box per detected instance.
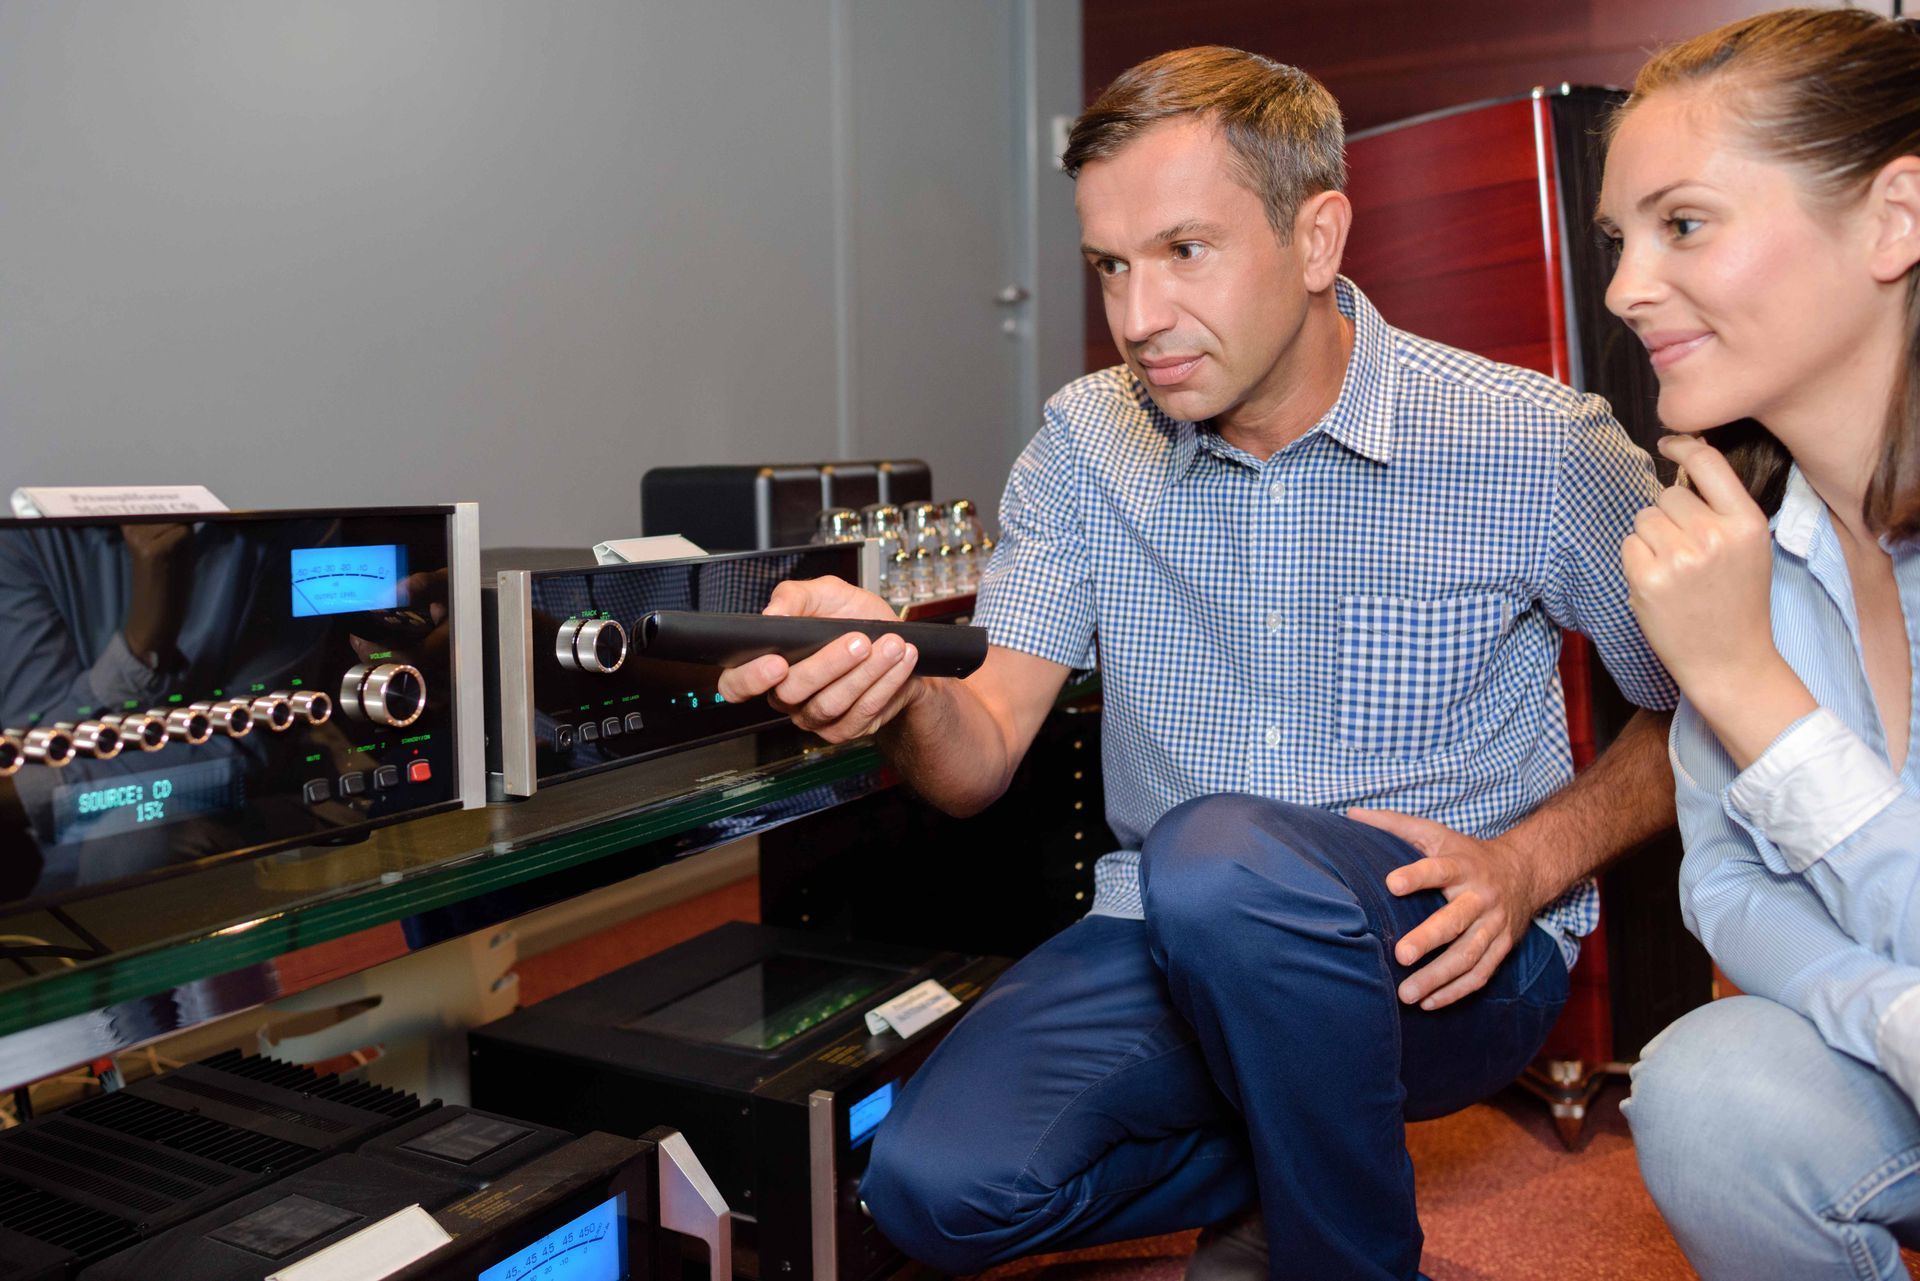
[478,1192,626,1281]
[291,544,407,617]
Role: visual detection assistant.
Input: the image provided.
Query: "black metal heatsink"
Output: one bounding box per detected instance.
[0,1053,420,1275]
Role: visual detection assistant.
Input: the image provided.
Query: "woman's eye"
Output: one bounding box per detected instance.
[1666,215,1703,239]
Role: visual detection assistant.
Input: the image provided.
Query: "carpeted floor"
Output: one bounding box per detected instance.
[970,1081,1692,1281]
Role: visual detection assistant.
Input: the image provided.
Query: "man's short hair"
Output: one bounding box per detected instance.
[1063,46,1346,242]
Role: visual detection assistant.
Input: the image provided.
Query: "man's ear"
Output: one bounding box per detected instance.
[1294,189,1352,292]
[1867,154,1920,283]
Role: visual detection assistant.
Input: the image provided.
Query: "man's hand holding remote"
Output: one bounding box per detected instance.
[714,575,922,744]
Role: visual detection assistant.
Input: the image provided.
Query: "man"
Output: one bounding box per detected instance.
[719,47,1676,1281]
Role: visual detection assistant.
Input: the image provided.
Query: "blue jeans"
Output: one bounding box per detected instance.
[860,795,1570,1281]
[1625,995,1920,1280]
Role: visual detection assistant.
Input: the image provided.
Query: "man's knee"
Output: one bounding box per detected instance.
[1141,794,1352,955]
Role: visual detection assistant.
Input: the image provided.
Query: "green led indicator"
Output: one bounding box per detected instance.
[250,682,266,693]
[212,688,223,697]
[123,699,139,710]
[712,692,726,705]
[621,694,640,703]
[26,713,39,726]
[305,753,322,763]
[369,650,393,661]
[579,703,590,712]
[290,677,304,687]
[167,694,184,704]
[603,699,614,707]
[401,732,432,745]
[77,706,92,717]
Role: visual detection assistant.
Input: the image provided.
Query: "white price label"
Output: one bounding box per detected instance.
[865,979,962,1039]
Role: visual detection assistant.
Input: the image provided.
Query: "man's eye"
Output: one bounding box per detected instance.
[1171,242,1206,261]
[1092,258,1126,277]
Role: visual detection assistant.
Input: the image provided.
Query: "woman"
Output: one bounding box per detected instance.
[1597,8,1920,1280]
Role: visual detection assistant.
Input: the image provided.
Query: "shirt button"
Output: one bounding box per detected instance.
[1263,726,1282,748]
[1265,609,1283,632]
[1267,480,1286,502]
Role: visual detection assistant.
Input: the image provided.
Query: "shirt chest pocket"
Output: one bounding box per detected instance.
[1336,592,1514,758]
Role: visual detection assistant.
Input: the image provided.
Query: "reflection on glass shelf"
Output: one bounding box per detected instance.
[0,727,886,1057]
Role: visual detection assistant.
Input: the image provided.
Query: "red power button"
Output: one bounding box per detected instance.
[407,759,432,784]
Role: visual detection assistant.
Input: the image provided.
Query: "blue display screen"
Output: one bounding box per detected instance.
[290,544,405,617]
[478,1191,626,1281]
[848,1080,895,1148]
[53,758,245,845]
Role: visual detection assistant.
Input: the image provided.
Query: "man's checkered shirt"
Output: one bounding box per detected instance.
[972,279,1677,969]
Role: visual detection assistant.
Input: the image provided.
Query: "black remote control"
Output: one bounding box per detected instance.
[637,611,988,678]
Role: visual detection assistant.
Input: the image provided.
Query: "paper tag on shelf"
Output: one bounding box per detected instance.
[592,533,708,564]
[865,979,961,1039]
[10,485,228,518]
[266,1204,451,1281]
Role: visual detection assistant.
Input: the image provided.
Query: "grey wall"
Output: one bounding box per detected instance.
[0,1,1081,547]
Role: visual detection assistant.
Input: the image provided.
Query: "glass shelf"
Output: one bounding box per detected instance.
[0,728,888,1087]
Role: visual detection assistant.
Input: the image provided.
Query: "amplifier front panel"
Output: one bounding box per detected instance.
[0,506,481,906]
[491,543,864,796]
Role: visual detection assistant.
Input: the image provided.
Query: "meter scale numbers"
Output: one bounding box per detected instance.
[290,544,402,617]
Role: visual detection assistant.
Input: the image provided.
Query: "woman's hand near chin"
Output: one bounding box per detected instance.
[1621,433,1816,768]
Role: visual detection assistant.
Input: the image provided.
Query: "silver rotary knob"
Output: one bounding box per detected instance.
[289,690,333,724]
[17,725,75,767]
[340,663,426,728]
[57,721,123,760]
[163,706,214,745]
[555,617,627,674]
[191,699,254,738]
[102,710,170,752]
[0,730,22,776]
[249,691,296,732]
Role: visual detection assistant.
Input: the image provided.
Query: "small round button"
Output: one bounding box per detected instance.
[1267,479,1286,502]
[1263,725,1282,748]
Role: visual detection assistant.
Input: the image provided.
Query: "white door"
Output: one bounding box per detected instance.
[835,0,1083,529]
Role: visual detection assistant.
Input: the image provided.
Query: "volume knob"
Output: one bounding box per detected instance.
[340,663,426,728]
[555,617,627,675]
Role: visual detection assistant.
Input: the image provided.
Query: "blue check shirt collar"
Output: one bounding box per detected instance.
[1169,278,1398,481]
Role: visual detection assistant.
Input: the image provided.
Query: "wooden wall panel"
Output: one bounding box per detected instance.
[1341,98,1557,374]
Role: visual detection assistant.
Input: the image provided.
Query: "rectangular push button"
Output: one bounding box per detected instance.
[602,717,622,739]
[302,779,331,806]
[338,771,368,798]
[624,712,645,733]
[407,759,432,784]
[372,764,401,791]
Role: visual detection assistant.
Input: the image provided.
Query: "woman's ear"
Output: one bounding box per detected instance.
[1867,154,1920,283]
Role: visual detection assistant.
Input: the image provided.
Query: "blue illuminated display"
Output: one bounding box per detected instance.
[478,1192,625,1281]
[848,1080,895,1148]
[291,544,405,617]
[53,758,244,846]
